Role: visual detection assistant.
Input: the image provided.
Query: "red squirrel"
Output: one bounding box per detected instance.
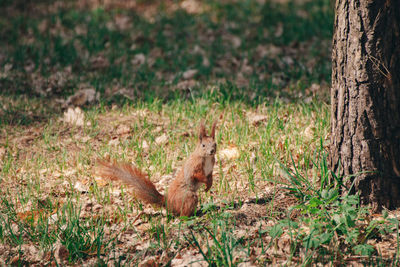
[97,121,217,217]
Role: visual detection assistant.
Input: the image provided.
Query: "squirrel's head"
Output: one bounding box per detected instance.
[198,120,217,156]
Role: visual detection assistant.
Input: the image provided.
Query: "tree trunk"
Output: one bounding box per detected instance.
[330,0,400,210]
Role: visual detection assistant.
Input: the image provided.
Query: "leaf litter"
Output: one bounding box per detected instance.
[0,0,396,265]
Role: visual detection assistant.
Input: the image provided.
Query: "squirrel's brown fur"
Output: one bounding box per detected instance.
[96,121,217,217]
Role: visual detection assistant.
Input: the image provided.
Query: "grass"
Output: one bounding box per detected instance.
[0,0,399,265]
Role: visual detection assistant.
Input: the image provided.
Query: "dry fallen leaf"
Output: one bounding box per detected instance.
[0,146,6,159]
[74,181,88,193]
[48,213,58,225]
[307,83,321,97]
[282,56,294,66]
[24,61,35,73]
[0,63,12,79]
[111,188,121,197]
[74,25,87,35]
[302,125,315,141]
[234,229,248,239]
[115,15,131,31]
[94,176,109,187]
[132,53,146,65]
[116,124,131,135]
[202,56,210,67]
[63,107,85,126]
[113,88,135,100]
[274,22,284,37]
[90,55,110,69]
[247,113,268,126]
[65,88,99,107]
[153,126,163,133]
[236,72,249,87]
[155,134,168,145]
[231,35,242,48]
[224,34,241,49]
[180,0,207,14]
[177,79,197,90]
[304,96,313,104]
[20,244,42,263]
[138,256,159,267]
[171,251,207,267]
[182,69,198,80]
[218,144,240,160]
[108,138,120,146]
[241,59,253,75]
[38,20,48,33]
[142,140,149,152]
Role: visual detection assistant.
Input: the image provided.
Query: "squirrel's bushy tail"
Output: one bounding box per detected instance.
[97,159,164,206]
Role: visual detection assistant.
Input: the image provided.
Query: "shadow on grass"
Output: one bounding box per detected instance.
[0,0,333,126]
[195,195,272,217]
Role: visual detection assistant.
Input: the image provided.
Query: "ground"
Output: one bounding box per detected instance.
[0,0,399,266]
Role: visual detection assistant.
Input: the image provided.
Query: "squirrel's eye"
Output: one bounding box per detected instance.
[202,144,205,147]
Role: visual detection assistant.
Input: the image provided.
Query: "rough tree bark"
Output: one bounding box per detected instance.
[330,0,400,211]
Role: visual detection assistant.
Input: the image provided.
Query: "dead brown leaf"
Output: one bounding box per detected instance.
[155,134,168,145]
[182,69,198,80]
[65,88,99,107]
[116,124,131,135]
[139,257,159,267]
[218,144,240,160]
[62,107,85,126]
[90,54,110,69]
[132,53,146,66]
[247,113,268,126]
[115,15,131,31]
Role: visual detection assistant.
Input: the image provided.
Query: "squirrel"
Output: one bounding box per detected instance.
[96,121,217,217]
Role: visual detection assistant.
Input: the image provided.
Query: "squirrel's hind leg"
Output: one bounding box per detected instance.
[168,191,198,217]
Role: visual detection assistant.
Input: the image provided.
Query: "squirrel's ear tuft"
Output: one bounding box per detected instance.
[211,120,217,139]
[199,120,206,140]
